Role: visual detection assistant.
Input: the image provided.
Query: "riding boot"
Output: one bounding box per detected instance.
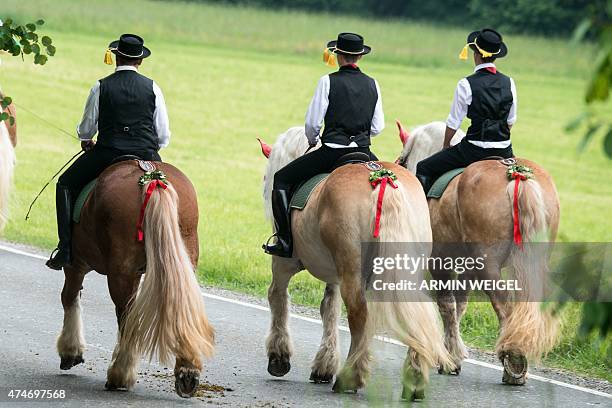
[262,189,293,258]
[416,175,431,195]
[46,184,73,270]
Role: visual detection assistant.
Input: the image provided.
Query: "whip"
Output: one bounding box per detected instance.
[25,149,83,220]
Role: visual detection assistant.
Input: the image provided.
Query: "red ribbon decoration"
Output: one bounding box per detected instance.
[511,172,527,247]
[485,66,497,74]
[136,180,168,242]
[371,176,398,238]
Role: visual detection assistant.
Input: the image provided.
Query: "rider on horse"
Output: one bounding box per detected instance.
[262,32,384,258]
[415,29,517,193]
[46,34,171,270]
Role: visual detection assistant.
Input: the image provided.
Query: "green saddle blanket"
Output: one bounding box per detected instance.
[290,173,329,210]
[72,179,97,223]
[427,168,465,199]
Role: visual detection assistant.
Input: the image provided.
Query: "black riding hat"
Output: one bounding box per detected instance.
[327,33,371,55]
[109,34,151,59]
[467,28,507,58]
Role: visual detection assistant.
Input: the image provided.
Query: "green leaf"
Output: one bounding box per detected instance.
[41,36,52,46]
[571,19,591,45]
[3,19,13,26]
[22,44,32,54]
[565,111,590,132]
[0,112,8,121]
[585,52,611,103]
[10,44,21,56]
[25,23,36,32]
[578,123,602,153]
[603,127,612,159]
[36,19,44,26]
[46,44,56,56]
[31,43,40,54]
[1,96,12,107]
[34,53,48,65]
[8,116,15,126]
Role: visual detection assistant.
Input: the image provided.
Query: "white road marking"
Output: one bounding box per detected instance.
[1,243,610,399]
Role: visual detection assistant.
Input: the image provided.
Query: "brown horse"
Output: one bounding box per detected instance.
[0,90,16,231]
[56,159,214,397]
[395,120,560,385]
[259,127,453,401]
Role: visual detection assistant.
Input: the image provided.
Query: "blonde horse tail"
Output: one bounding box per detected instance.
[366,181,454,382]
[120,180,214,366]
[0,121,15,232]
[497,178,559,362]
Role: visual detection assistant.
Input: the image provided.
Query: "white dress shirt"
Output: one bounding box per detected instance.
[305,72,385,148]
[77,65,171,148]
[446,63,517,149]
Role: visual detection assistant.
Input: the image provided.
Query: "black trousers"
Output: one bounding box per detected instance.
[58,145,161,201]
[416,140,513,183]
[273,145,378,190]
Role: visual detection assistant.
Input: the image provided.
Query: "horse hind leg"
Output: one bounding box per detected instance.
[310,283,340,384]
[57,266,87,370]
[332,269,371,393]
[105,273,141,391]
[266,257,300,377]
[452,285,470,369]
[401,349,427,401]
[432,268,464,375]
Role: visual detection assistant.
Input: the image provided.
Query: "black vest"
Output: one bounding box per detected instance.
[465,69,513,143]
[321,65,378,146]
[97,70,158,153]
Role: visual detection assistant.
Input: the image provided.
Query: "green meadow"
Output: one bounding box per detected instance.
[2,0,610,380]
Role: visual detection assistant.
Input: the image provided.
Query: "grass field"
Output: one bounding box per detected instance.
[2,0,611,380]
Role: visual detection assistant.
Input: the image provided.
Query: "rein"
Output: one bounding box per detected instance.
[17,102,84,220]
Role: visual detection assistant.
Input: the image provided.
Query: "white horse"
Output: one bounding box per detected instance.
[259,127,453,400]
[0,106,16,232]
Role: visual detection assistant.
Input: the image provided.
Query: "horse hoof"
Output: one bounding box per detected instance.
[401,386,425,401]
[60,355,84,370]
[175,368,200,398]
[501,353,527,386]
[310,371,334,384]
[267,354,291,377]
[104,381,118,391]
[331,377,358,394]
[438,365,461,375]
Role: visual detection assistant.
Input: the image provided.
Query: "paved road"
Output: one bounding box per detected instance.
[0,246,610,407]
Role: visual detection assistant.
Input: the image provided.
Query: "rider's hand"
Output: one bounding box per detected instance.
[81,140,96,152]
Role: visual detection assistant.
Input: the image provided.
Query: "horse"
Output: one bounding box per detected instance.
[0,91,16,232]
[55,159,215,397]
[258,127,454,401]
[395,120,560,384]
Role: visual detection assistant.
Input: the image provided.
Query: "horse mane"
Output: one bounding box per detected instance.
[262,126,318,220]
[398,121,465,173]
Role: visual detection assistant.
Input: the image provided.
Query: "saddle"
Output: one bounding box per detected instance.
[427,157,516,199]
[290,152,371,210]
[72,157,155,223]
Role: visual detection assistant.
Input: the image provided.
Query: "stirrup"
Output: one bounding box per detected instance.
[262,233,291,257]
[262,233,279,252]
[45,247,71,270]
[48,248,59,260]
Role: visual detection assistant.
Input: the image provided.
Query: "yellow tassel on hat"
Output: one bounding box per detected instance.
[104,48,113,65]
[479,48,493,58]
[323,48,336,67]
[459,44,469,60]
